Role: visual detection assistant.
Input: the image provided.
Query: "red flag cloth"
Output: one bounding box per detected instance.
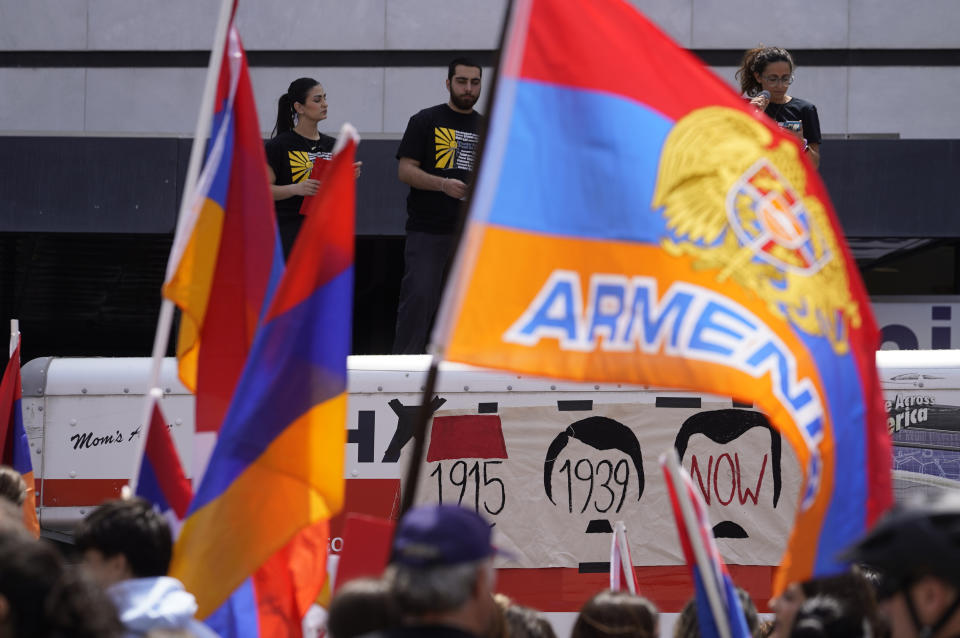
[135,401,193,521]
[162,11,284,438]
[298,154,333,216]
[334,514,396,591]
[0,339,40,535]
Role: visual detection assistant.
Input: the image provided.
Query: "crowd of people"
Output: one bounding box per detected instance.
[322,494,960,638]
[0,466,957,637]
[0,471,216,637]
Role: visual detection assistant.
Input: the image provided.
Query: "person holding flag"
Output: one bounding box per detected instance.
[266,77,336,257]
[266,77,363,257]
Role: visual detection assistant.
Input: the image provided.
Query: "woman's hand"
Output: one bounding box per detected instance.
[749,93,770,112]
[354,161,363,178]
[293,178,321,196]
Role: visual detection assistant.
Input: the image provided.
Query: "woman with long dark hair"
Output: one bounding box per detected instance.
[736,46,822,169]
[265,77,357,257]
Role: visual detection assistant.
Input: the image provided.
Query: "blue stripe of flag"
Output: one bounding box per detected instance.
[797,333,867,573]
[189,266,353,513]
[10,399,31,476]
[205,109,235,212]
[488,80,674,243]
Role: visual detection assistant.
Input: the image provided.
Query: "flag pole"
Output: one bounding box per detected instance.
[8,320,17,359]
[612,520,638,593]
[661,449,733,638]
[128,0,235,496]
[403,1,523,520]
[400,0,530,517]
[398,358,440,516]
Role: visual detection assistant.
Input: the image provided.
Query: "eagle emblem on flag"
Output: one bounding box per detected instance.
[653,107,861,355]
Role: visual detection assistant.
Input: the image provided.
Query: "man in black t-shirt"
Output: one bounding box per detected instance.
[393,58,484,354]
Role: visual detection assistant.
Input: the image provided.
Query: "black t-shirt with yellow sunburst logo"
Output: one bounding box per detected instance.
[265,130,335,218]
[397,104,482,234]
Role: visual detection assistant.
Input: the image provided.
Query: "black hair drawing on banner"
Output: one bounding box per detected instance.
[543,416,645,505]
[674,409,782,539]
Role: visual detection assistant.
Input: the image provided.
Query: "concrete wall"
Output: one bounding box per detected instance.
[1,0,958,138]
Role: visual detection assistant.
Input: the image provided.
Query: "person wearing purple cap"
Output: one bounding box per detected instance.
[372,504,502,638]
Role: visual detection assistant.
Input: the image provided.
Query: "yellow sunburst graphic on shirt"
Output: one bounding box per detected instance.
[435,127,458,169]
[289,151,313,183]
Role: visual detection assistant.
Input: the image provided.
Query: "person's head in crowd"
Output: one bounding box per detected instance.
[756,619,777,637]
[384,504,502,637]
[326,577,400,638]
[75,498,217,638]
[494,595,555,638]
[0,466,26,507]
[770,569,880,638]
[736,46,795,99]
[673,587,758,638]
[503,603,557,638]
[843,491,960,638]
[789,595,872,638]
[0,530,123,638]
[571,590,659,638]
[75,497,172,587]
[0,498,26,535]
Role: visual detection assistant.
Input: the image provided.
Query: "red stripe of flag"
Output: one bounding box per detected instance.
[143,401,193,519]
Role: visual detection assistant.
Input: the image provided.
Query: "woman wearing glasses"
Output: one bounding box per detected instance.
[736,46,821,168]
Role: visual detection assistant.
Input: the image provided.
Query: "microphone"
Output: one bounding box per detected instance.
[756,90,771,110]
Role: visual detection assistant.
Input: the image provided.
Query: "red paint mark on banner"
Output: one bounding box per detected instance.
[427,415,508,461]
